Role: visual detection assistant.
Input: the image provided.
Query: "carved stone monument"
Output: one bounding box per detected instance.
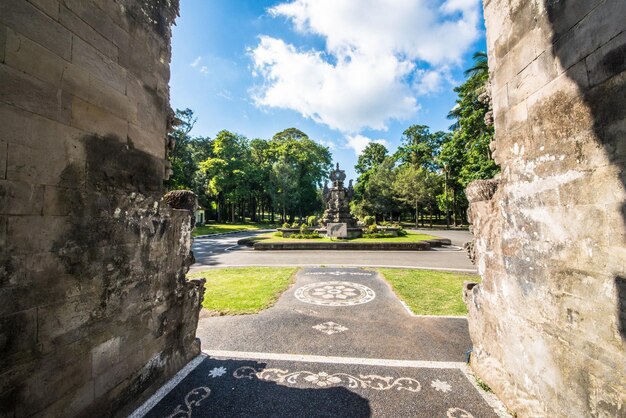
[319,163,362,238]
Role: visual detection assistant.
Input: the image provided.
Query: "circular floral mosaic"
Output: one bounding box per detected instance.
[294,281,376,306]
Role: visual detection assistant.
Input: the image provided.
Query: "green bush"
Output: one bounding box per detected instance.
[291,221,300,228]
[273,232,283,237]
[367,224,378,234]
[307,215,318,227]
[282,222,290,229]
[300,223,309,234]
[363,215,375,226]
[290,233,320,239]
[363,232,395,239]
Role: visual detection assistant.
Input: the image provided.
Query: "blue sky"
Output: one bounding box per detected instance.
[170,0,486,181]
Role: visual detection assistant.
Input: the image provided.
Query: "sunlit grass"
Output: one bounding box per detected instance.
[251,230,439,243]
[188,267,298,315]
[377,269,480,316]
[192,222,277,237]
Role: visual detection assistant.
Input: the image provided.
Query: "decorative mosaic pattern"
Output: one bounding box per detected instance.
[233,366,421,392]
[446,407,476,418]
[431,379,452,393]
[294,281,376,306]
[208,367,227,378]
[305,271,373,276]
[165,387,211,418]
[312,321,349,335]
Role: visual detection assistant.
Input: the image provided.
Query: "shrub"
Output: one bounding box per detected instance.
[300,223,309,234]
[368,224,378,234]
[363,215,375,226]
[290,233,320,239]
[282,222,290,229]
[307,215,318,227]
[291,221,300,229]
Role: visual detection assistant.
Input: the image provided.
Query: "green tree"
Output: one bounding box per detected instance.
[393,165,428,227]
[441,50,499,224]
[352,156,397,221]
[395,125,445,171]
[355,142,388,174]
[268,128,332,221]
[165,108,197,190]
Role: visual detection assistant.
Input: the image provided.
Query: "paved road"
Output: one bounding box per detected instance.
[190,229,476,273]
[135,268,506,417]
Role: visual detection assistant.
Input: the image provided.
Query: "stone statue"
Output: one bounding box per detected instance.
[321,163,359,229]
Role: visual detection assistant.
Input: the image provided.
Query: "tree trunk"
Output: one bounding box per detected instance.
[415,200,419,228]
[429,207,433,227]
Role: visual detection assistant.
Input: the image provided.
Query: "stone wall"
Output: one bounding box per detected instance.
[0,1,204,416]
[465,0,626,416]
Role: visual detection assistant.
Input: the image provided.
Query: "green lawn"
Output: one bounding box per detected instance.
[188,267,298,315]
[252,230,439,243]
[193,222,278,237]
[377,269,480,316]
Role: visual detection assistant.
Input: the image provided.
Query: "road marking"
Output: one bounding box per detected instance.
[190,264,477,273]
[224,245,238,251]
[128,354,205,418]
[203,350,464,369]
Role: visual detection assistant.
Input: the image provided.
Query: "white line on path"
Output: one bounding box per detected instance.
[128,354,205,418]
[190,264,477,273]
[203,350,464,369]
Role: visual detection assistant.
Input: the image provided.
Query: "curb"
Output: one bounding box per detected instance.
[194,229,276,239]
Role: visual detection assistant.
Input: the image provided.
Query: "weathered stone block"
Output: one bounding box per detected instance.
[91,336,121,377]
[59,5,118,61]
[27,0,59,19]
[0,24,6,64]
[62,63,137,123]
[6,138,85,188]
[507,50,558,107]
[70,96,128,139]
[0,309,37,365]
[0,65,72,124]
[0,141,6,180]
[128,123,165,159]
[0,0,71,60]
[0,179,44,215]
[5,27,65,87]
[6,215,71,254]
[71,36,127,94]
[551,0,625,73]
[585,29,626,88]
[62,0,120,41]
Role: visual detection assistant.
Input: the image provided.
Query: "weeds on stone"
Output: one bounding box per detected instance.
[475,376,493,393]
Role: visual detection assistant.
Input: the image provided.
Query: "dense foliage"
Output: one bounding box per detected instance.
[168,51,498,227]
[351,51,499,226]
[166,114,331,223]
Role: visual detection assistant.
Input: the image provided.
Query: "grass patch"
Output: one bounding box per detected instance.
[253,230,439,243]
[188,267,297,315]
[475,376,493,393]
[193,222,277,237]
[377,269,480,316]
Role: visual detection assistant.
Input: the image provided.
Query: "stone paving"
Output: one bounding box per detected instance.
[136,268,507,417]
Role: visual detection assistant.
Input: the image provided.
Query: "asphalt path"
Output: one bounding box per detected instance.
[190,229,476,273]
[135,268,506,417]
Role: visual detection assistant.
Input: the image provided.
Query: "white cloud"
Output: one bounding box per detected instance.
[217,89,233,100]
[250,0,481,132]
[200,66,209,74]
[345,134,389,156]
[190,56,202,67]
[414,70,445,96]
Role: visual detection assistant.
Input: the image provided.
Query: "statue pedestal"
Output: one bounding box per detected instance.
[316,226,363,239]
